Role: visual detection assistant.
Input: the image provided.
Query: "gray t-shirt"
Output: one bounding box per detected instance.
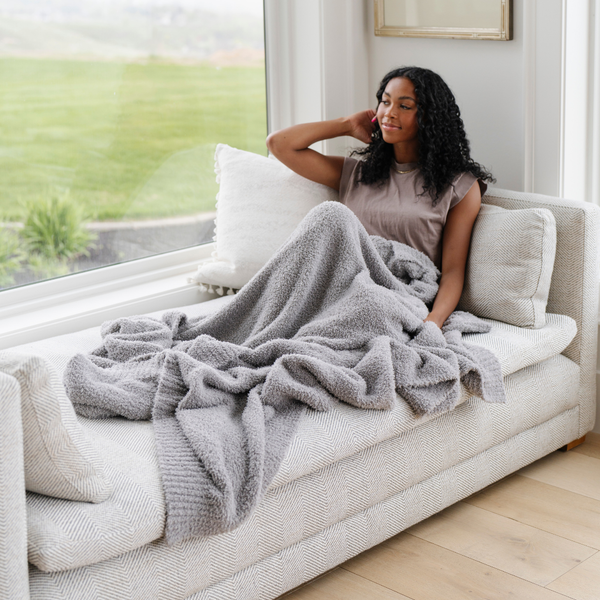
[338,157,486,269]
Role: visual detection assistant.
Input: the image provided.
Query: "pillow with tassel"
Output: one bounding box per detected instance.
[191,144,338,293]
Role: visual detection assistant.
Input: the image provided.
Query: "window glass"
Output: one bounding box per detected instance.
[0,0,266,290]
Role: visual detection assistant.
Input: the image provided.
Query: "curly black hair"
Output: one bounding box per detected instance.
[352,66,494,205]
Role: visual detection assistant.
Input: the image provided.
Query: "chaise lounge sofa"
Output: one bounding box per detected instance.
[1,187,599,600]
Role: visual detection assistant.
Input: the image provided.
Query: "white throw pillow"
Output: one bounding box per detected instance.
[192,144,338,291]
[458,203,556,329]
[0,353,113,503]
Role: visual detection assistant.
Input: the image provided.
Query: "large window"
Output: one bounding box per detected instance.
[0,0,266,291]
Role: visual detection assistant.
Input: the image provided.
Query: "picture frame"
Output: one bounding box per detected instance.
[374,0,513,41]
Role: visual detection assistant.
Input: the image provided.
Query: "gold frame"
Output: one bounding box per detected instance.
[374,0,513,41]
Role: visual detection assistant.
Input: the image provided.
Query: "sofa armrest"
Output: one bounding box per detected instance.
[0,372,30,600]
[483,187,600,436]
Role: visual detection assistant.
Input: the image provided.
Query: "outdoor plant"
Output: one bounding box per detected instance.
[21,191,96,278]
[0,227,24,288]
[25,253,71,279]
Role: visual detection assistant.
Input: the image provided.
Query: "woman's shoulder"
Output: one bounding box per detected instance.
[449,171,487,209]
[343,156,362,173]
[339,156,364,202]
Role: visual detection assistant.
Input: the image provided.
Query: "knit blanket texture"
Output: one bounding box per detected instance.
[64,201,505,545]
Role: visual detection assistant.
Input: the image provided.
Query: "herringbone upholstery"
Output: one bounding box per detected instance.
[0,372,29,600]
[483,188,600,436]
[463,313,576,377]
[19,302,577,573]
[28,353,578,589]
[0,353,112,503]
[459,204,556,328]
[29,393,580,599]
[187,407,579,600]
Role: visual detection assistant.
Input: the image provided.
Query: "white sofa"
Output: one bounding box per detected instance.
[1,188,599,600]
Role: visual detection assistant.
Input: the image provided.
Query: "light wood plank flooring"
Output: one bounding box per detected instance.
[280,433,600,600]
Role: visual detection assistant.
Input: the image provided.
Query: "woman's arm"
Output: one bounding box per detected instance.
[266,110,376,191]
[424,182,482,328]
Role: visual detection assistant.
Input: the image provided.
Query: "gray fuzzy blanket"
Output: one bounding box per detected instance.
[64,201,504,545]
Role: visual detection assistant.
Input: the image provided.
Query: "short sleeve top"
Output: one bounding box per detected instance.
[338,157,486,269]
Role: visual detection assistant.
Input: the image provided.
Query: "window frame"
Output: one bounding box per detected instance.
[0,244,214,350]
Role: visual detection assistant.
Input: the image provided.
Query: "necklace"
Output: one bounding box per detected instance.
[393,165,418,175]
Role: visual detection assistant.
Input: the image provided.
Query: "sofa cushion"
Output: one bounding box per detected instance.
[191,144,337,291]
[26,418,165,573]
[28,353,579,584]
[458,203,557,329]
[0,353,112,503]
[463,313,577,377]
[16,297,577,573]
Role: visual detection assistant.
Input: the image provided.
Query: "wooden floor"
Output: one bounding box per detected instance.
[280,432,600,600]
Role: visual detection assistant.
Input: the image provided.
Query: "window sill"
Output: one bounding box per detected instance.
[0,244,215,351]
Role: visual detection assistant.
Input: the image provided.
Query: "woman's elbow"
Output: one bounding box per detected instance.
[265,132,275,153]
[266,130,296,160]
[266,131,283,156]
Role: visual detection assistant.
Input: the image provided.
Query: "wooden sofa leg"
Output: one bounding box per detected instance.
[559,435,586,452]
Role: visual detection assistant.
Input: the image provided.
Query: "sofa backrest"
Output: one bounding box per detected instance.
[483,187,600,437]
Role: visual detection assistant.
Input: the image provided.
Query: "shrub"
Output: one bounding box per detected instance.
[26,254,71,279]
[21,191,96,262]
[0,227,24,287]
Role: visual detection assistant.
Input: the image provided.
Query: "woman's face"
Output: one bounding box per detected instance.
[376,77,419,146]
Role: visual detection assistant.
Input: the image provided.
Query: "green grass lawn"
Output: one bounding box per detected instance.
[0,57,267,221]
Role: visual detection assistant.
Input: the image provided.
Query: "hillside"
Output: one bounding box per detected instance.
[0,0,264,63]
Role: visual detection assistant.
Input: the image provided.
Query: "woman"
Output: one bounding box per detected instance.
[266,66,494,329]
[64,70,505,545]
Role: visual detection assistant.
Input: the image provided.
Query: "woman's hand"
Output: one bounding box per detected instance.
[423,313,444,328]
[347,110,377,144]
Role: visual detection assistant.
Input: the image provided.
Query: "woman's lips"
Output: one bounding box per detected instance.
[382,123,401,131]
